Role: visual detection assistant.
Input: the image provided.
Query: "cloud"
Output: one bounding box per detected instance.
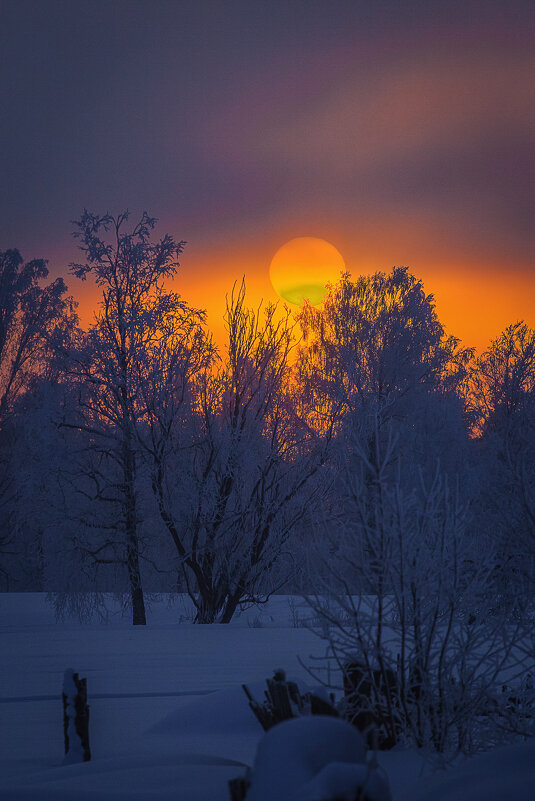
[248,48,533,174]
[192,38,534,262]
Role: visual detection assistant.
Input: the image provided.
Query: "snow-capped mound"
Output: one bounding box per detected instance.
[246,716,391,801]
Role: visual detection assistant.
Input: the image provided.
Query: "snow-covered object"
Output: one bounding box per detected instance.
[246,716,391,801]
[298,761,393,801]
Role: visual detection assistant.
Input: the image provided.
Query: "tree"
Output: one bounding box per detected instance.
[295,267,472,599]
[305,408,532,754]
[146,281,328,622]
[0,379,73,592]
[0,248,76,422]
[65,210,189,625]
[0,423,18,590]
[0,249,76,588]
[296,267,471,430]
[470,321,535,436]
[293,273,531,753]
[471,322,535,606]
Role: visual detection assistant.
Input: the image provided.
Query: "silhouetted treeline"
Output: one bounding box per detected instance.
[1,213,534,626]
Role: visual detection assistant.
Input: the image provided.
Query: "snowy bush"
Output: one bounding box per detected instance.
[305,411,534,756]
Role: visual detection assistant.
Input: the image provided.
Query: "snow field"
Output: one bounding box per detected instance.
[1,594,534,801]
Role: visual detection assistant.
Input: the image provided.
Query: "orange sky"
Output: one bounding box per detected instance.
[72,222,535,357]
[4,2,534,355]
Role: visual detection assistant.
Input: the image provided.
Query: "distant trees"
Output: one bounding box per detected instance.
[1,379,73,592]
[0,250,76,590]
[0,423,18,589]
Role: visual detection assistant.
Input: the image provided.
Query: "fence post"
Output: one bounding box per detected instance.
[62,669,91,762]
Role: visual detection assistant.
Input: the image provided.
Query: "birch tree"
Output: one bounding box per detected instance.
[65,210,189,625]
[296,267,472,430]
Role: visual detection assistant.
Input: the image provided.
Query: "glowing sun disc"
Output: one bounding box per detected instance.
[269,237,345,306]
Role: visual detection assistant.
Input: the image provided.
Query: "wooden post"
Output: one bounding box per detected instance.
[243,668,338,732]
[62,669,91,762]
[228,775,250,801]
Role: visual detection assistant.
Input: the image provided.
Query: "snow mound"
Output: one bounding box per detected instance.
[147,682,263,739]
[146,683,264,765]
[246,716,391,801]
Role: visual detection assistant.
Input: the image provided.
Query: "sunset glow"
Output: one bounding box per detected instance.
[70,237,535,356]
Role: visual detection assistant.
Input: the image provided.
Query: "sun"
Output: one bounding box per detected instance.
[269,237,345,306]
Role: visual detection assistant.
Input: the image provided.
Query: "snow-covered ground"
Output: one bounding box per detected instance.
[0,594,533,800]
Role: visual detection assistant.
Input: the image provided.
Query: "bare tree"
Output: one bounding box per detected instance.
[65,210,188,625]
[147,281,328,622]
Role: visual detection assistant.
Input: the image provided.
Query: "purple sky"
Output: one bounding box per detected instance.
[1,0,534,348]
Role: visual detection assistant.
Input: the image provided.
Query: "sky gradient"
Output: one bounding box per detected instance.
[1,0,534,351]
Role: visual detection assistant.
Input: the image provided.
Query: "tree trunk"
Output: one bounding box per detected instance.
[130,582,146,626]
[194,593,219,624]
[220,591,241,623]
[123,440,146,626]
[125,525,146,625]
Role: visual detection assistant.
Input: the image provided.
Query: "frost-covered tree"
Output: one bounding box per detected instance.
[471,322,535,606]
[305,408,532,754]
[0,380,73,591]
[296,267,472,431]
[64,210,189,625]
[295,266,473,596]
[0,250,76,588]
[470,321,535,435]
[147,281,328,622]
[0,248,76,422]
